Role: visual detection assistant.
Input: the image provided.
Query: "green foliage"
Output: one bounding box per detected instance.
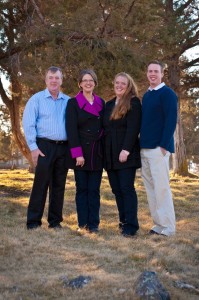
[0,0,198,169]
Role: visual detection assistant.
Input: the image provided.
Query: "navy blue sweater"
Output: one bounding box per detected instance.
[140,85,178,153]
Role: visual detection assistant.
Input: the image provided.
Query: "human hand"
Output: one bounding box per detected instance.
[119,150,129,163]
[76,156,85,167]
[31,148,45,167]
[160,147,167,156]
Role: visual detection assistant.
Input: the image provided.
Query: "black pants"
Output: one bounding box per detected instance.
[107,167,139,234]
[74,169,103,230]
[27,139,68,227]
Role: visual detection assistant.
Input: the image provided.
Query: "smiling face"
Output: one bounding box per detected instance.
[45,70,63,95]
[147,63,164,88]
[79,74,95,93]
[114,75,128,99]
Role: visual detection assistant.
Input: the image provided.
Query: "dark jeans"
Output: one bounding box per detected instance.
[107,167,139,234]
[74,169,103,230]
[27,140,68,228]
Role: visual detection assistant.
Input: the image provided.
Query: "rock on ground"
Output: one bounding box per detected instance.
[134,271,170,300]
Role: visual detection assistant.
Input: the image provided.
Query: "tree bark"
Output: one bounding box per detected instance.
[173,114,188,175]
[167,60,189,175]
[10,101,34,172]
[0,77,34,171]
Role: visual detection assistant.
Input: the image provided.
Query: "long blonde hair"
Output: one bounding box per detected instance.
[110,72,139,120]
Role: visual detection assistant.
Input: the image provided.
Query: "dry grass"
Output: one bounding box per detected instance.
[0,169,199,300]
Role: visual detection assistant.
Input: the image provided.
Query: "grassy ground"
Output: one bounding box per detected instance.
[0,169,199,300]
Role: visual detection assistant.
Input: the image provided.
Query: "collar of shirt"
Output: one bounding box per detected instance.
[148,82,165,91]
[75,91,103,116]
[44,88,65,100]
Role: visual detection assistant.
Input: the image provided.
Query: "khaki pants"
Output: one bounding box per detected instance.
[141,147,176,236]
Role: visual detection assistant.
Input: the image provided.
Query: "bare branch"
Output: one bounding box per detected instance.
[176,0,195,13]
[0,77,11,109]
[180,30,199,54]
[98,0,111,36]
[183,16,199,29]
[125,0,137,18]
[29,0,47,25]
[0,37,50,60]
[181,57,199,70]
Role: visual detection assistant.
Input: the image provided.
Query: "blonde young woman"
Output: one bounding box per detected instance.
[103,72,141,237]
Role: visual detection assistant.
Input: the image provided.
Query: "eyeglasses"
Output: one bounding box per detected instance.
[81,79,94,83]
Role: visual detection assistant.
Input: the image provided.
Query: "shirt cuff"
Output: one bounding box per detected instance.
[70,147,83,158]
[29,143,38,151]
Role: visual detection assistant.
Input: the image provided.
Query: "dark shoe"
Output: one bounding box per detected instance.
[89,227,99,233]
[49,224,62,229]
[119,222,125,230]
[149,229,160,235]
[121,229,137,238]
[121,224,137,237]
[27,224,41,230]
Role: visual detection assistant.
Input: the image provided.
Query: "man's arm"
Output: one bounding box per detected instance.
[160,88,178,151]
[22,96,39,151]
[22,95,45,166]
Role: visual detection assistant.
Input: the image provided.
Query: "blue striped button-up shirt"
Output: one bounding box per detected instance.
[22,88,70,151]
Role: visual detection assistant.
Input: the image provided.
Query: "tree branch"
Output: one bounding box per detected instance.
[0,37,50,60]
[176,0,195,14]
[180,31,199,54]
[125,0,137,18]
[29,0,47,24]
[182,57,199,70]
[98,0,111,36]
[183,16,199,29]
[0,77,11,109]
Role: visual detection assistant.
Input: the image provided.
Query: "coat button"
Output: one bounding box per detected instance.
[87,129,91,132]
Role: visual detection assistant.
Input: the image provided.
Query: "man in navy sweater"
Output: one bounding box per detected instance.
[140,60,178,236]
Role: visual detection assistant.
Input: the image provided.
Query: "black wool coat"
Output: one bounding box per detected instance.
[66,94,105,171]
[103,96,141,170]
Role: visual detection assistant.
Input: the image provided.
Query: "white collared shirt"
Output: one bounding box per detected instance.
[148,82,165,91]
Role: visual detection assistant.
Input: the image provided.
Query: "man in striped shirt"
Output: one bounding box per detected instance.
[23,66,70,230]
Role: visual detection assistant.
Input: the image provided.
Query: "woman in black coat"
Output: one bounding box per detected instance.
[103,72,141,237]
[66,69,105,233]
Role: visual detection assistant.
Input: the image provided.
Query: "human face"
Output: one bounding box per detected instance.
[80,74,95,93]
[147,64,164,88]
[114,75,128,99]
[45,70,63,95]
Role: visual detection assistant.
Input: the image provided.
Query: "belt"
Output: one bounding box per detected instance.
[37,138,68,145]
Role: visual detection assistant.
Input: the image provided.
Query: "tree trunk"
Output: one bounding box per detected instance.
[10,101,34,172]
[173,114,188,175]
[0,77,34,171]
[167,59,189,176]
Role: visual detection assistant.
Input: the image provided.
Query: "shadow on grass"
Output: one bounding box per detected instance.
[0,185,31,198]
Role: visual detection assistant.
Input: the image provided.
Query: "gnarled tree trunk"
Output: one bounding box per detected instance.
[167,59,188,175]
[0,76,34,171]
[173,114,188,175]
